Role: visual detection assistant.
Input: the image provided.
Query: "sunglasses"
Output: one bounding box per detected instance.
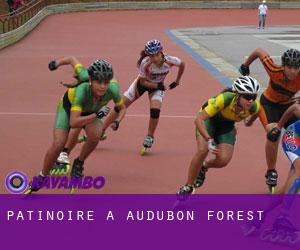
[241,94,257,101]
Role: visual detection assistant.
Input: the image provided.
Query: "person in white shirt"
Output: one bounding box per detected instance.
[258,0,268,29]
[102,39,185,155]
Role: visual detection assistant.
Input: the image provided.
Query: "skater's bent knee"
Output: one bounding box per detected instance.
[214,156,231,168]
[150,108,160,119]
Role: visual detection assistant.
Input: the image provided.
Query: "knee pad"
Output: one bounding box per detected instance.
[114,106,120,114]
[288,178,300,194]
[150,108,160,119]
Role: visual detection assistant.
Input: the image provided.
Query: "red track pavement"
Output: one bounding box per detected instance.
[1,9,300,193]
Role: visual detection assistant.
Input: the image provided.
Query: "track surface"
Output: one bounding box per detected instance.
[1,9,300,193]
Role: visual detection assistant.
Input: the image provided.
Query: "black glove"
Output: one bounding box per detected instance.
[169,81,179,90]
[96,106,110,119]
[239,64,250,76]
[157,82,166,91]
[267,127,281,142]
[48,60,58,71]
[111,120,120,131]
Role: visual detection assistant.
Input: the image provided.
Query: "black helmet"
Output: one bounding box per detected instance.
[88,59,113,82]
[281,49,300,67]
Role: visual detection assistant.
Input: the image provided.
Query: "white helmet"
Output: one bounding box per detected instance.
[232,76,260,94]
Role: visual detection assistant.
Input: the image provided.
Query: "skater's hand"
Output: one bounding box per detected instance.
[96,106,110,119]
[267,127,281,142]
[157,82,166,91]
[208,139,219,155]
[239,64,250,76]
[48,60,58,71]
[111,120,119,131]
[169,81,179,90]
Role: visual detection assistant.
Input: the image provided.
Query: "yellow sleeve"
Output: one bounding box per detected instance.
[202,94,225,117]
[115,98,124,107]
[74,63,83,75]
[68,87,83,112]
[249,100,261,115]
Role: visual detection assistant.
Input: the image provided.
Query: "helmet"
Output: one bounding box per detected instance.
[281,49,300,67]
[144,39,163,55]
[87,59,113,82]
[232,76,260,94]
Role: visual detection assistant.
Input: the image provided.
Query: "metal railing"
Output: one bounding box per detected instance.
[0,0,45,33]
[0,0,110,33]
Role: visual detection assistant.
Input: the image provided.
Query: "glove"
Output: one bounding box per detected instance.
[267,127,281,142]
[111,120,120,131]
[239,64,250,76]
[96,106,110,119]
[169,81,179,90]
[208,139,217,152]
[48,60,58,71]
[157,82,166,91]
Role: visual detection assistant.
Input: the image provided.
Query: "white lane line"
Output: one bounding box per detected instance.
[0,112,195,119]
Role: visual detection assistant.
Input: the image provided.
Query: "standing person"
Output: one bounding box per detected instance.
[25,59,124,193]
[98,39,185,155]
[6,0,14,15]
[177,76,261,195]
[239,48,300,193]
[258,0,268,29]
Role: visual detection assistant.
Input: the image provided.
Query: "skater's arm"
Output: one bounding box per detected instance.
[195,111,211,141]
[70,111,97,128]
[56,56,81,69]
[175,61,185,85]
[244,100,261,127]
[278,104,300,129]
[243,48,269,66]
[244,112,259,127]
[105,103,126,131]
[115,103,126,123]
[48,56,82,71]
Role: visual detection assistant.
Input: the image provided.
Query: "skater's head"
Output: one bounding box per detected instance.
[281,49,300,81]
[232,76,260,110]
[88,59,113,96]
[137,39,164,67]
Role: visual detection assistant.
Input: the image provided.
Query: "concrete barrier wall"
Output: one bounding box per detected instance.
[1,1,300,50]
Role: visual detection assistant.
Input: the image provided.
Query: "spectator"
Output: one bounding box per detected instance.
[258,0,268,29]
[6,0,14,15]
[7,0,26,15]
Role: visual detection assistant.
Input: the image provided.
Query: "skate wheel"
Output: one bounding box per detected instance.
[70,187,75,194]
[50,163,70,176]
[260,229,272,241]
[62,164,70,175]
[268,186,276,194]
[288,232,300,244]
[78,135,87,143]
[23,188,32,195]
[140,147,147,156]
[100,133,107,141]
[270,186,276,194]
[270,233,280,242]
